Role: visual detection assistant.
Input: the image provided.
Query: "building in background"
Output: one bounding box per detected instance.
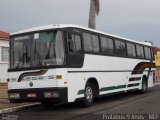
[154,46,160,81]
[0,31,9,83]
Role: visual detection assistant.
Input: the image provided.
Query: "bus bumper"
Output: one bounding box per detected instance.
[8,87,68,104]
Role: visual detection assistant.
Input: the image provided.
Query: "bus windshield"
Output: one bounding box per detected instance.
[10,30,65,69]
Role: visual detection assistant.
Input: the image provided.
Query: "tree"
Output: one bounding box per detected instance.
[88,0,100,29]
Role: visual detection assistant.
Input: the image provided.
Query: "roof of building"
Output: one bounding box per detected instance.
[0,31,10,41]
[11,24,152,46]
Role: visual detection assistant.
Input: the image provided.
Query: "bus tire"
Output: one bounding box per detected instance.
[140,77,148,94]
[82,82,95,107]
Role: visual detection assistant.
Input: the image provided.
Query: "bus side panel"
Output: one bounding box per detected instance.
[66,54,155,102]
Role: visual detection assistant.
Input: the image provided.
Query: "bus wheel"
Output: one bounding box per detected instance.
[82,82,95,107]
[140,77,148,94]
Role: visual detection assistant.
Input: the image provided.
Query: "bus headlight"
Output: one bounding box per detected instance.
[44,91,59,98]
[9,93,20,99]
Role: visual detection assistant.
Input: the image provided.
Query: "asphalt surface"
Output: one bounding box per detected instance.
[1,86,160,120]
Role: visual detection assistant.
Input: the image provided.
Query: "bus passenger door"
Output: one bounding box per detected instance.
[66,32,84,67]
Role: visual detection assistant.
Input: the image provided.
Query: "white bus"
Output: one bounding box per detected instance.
[8,24,155,107]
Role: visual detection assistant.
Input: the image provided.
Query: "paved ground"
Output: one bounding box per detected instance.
[1,85,160,120]
[0,83,34,110]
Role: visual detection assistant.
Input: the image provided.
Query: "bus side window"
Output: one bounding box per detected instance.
[83,33,100,53]
[100,37,114,55]
[151,48,155,60]
[74,35,82,53]
[92,35,100,53]
[144,47,151,59]
[67,33,82,53]
[83,33,92,52]
[127,43,136,57]
[136,45,145,59]
[115,40,126,56]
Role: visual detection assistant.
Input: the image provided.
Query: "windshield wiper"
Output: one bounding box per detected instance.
[34,43,45,66]
[16,53,30,69]
[16,44,31,69]
[16,62,21,69]
[15,53,24,69]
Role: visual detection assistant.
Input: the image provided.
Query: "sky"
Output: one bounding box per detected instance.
[0,0,160,46]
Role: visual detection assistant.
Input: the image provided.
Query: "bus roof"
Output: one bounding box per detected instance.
[11,24,152,46]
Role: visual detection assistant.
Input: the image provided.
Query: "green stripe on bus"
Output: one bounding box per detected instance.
[78,90,85,95]
[129,77,141,81]
[127,83,140,87]
[100,85,126,92]
[78,85,126,95]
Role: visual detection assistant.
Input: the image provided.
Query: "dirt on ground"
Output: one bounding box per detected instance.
[0,83,8,99]
[0,101,31,110]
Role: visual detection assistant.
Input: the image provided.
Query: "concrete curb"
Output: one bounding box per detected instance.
[0,103,41,114]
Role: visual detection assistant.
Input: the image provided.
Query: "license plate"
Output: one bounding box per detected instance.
[27,93,37,98]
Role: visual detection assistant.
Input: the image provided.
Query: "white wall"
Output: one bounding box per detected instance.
[0,40,9,83]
